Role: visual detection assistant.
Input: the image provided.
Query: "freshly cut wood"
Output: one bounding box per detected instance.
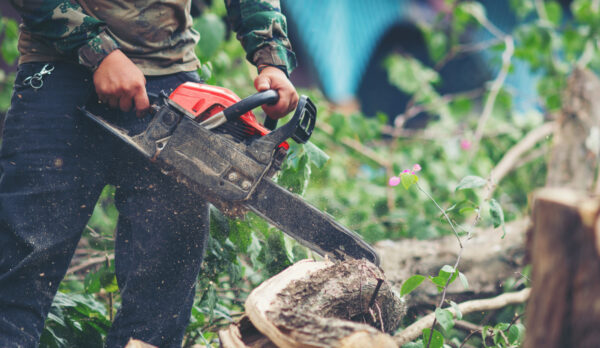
[524,188,600,348]
[219,316,277,348]
[124,339,157,348]
[220,259,405,348]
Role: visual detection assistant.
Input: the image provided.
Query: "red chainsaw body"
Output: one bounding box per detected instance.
[168,82,275,132]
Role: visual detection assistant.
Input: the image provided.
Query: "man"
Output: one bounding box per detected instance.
[0,1,298,347]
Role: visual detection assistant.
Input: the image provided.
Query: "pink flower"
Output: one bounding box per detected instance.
[412,164,422,172]
[460,139,472,151]
[402,169,411,174]
[388,176,401,187]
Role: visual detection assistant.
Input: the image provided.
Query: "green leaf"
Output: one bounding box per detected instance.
[277,143,311,194]
[424,28,448,63]
[304,141,330,168]
[193,13,226,61]
[449,97,472,116]
[435,308,455,332]
[545,1,562,27]
[401,173,419,190]
[84,271,101,294]
[228,219,252,253]
[258,231,293,276]
[458,272,469,290]
[460,1,487,24]
[205,283,217,320]
[440,265,455,274]
[493,323,510,345]
[385,55,440,94]
[0,19,19,64]
[429,266,458,292]
[450,300,462,320]
[508,323,525,344]
[422,328,444,348]
[489,199,506,238]
[209,205,229,242]
[199,63,212,81]
[401,342,424,348]
[401,275,426,296]
[455,175,487,191]
[481,325,493,345]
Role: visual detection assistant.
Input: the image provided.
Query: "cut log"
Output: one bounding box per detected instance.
[220,259,405,348]
[375,219,528,309]
[124,339,157,348]
[524,188,600,348]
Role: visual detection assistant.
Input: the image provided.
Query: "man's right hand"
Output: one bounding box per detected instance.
[93,49,149,117]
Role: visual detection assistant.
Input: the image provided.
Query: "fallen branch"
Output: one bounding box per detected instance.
[66,254,114,275]
[484,121,555,200]
[318,122,390,168]
[394,288,531,346]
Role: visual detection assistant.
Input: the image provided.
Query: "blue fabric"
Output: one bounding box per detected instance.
[0,62,209,348]
[476,0,540,113]
[284,0,407,102]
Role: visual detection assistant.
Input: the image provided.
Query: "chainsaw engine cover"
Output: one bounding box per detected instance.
[156,113,275,213]
[168,82,288,148]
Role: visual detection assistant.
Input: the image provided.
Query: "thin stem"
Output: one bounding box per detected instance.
[471,36,514,157]
[105,255,113,322]
[534,0,549,23]
[416,183,463,248]
[425,248,464,348]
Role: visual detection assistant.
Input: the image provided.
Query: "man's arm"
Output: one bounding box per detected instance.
[10,0,149,115]
[10,0,118,70]
[225,0,298,119]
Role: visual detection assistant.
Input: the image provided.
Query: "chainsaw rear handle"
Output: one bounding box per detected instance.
[222,89,279,122]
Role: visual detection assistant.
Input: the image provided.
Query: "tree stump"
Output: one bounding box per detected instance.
[524,188,600,348]
[546,67,600,192]
[219,259,405,348]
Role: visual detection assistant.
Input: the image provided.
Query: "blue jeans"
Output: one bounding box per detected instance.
[0,62,209,348]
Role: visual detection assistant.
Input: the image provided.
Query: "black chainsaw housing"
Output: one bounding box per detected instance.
[132,95,315,216]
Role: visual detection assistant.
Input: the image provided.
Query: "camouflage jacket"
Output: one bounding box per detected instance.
[9,0,296,75]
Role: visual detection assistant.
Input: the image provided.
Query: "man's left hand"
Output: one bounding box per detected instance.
[254,66,299,119]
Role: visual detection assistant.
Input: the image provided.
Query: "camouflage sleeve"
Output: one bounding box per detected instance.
[225,0,297,75]
[9,0,119,70]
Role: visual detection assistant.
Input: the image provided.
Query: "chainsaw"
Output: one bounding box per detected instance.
[79,82,380,265]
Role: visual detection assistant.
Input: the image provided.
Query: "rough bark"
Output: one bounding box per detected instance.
[524,188,600,348]
[546,67,600,192]
[374,219,528,309]
[220,259,405,348]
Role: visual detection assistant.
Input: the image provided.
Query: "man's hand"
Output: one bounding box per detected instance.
[254,66,299,119]
[93,50,149,117]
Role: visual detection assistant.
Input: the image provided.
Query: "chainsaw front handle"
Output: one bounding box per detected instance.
[267,95,316,144]
[223,89,279,122]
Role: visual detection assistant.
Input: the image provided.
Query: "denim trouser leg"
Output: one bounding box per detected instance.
[0,63,104,348]
[0,63,208,348]
[105,74,209,348]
